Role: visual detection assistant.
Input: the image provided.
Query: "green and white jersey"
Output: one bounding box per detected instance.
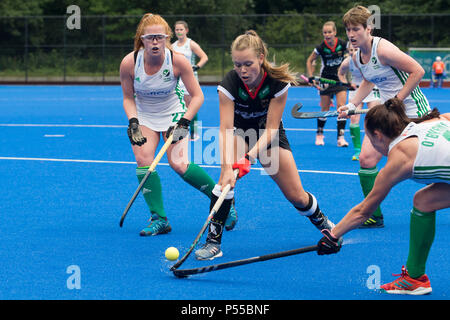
[349,56,380,103]
[355,37,430,118]
[388,120,450,184]
[173,38,197,77]
[134,48,185,117]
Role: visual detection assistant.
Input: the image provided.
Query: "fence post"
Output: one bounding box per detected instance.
[24,17,28,83]
[431,15,434,46]
[102,15,106,83]
[63,15,67,82]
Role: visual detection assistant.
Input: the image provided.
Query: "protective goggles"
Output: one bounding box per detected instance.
[140,33,168,41]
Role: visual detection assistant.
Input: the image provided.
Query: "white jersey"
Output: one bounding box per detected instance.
[388,120,450,184]
[134,48,186,131]
[173,38,198,95]
[355,37,430,118]
[348,56,380,103]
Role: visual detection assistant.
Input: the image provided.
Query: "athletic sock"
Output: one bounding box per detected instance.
[337,118,347,138]
[295,192,324,224]
[206,185,234,244]
[136,167,166,218]
[317,118,326,134]
[358,166,382,218]
[181,163,215,199]
[349,123,361,152]
[406,207,436,279]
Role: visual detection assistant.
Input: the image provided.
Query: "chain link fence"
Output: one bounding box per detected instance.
[1,14,449,84]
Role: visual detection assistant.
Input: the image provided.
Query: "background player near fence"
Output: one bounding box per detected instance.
[338,42,381,161]
[172,20,209,141]
[338,5,431,228]
[431,56,446,89]
[318,98,450,295]
[119,13,236,236]
[306,21,349,147]
[194,30,335,261]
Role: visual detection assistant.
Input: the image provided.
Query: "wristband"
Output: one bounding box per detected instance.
[129,117,139,125]
[177,117,191,127]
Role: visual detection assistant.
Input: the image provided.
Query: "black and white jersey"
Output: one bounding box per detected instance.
[314,38,347,81]
[217,70,290,129]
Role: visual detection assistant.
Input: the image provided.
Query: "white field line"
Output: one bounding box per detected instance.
[0,156,357,176]
[0,123,359,132]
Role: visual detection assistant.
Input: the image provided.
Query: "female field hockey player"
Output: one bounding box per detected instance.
[338,5,431,228]
[318,98,450,295]
[306,21,349,147]
[337,42,381,161]
[172,20,209,141]
[119,13,236,236]
[195,30,335,260]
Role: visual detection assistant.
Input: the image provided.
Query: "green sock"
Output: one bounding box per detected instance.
[181,163,215,199]
[349,124,361,153]
[358,166,382,217]
[406,207,436,278]
[136,167,166,218]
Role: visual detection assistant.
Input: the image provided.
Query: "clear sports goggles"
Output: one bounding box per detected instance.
[140,33,168,41]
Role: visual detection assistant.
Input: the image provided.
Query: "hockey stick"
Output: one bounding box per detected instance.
[119,134,173,227]
[172,244,318,278]
[300,74,356,90]
[291,103,368,119]
[170,169,240,271]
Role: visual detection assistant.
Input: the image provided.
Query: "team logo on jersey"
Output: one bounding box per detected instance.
[162,69,171,82]
[238,87,249,101]
[258,85,270,100]
[135,77,141,83]
[371,57,378,64]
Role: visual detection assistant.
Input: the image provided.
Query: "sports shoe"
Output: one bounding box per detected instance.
[380,266,432,295]
[140,213,172,236]
[195,242,223,260]
[309,211,335,231]
[225,198,238,231]
[352,151,360,161]
[359,215,384,228]
[315,134,325,146]
[337,136,349,147]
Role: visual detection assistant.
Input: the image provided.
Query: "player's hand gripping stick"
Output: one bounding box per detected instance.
[317,229,342,255]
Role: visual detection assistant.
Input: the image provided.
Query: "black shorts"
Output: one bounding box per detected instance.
[319,84,347,97]
[233,121,291,151]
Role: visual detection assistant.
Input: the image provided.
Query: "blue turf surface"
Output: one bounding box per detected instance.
[0,85,449,300]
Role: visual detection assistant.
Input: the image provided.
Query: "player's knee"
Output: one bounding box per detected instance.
[168,159,188,175]
[412,189,433,212]
[135,154,154,168]
[358,152,377,168]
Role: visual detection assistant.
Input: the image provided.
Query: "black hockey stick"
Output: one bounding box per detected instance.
[291,103,368,119]
[170,169,240,271]
[300,74,356,90]
[172,244,318,278]
[119,134,173,227]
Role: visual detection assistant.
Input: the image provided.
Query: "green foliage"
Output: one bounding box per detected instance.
[0,0,449,81]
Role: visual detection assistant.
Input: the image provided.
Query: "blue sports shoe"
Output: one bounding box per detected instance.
[140,213,172,236]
